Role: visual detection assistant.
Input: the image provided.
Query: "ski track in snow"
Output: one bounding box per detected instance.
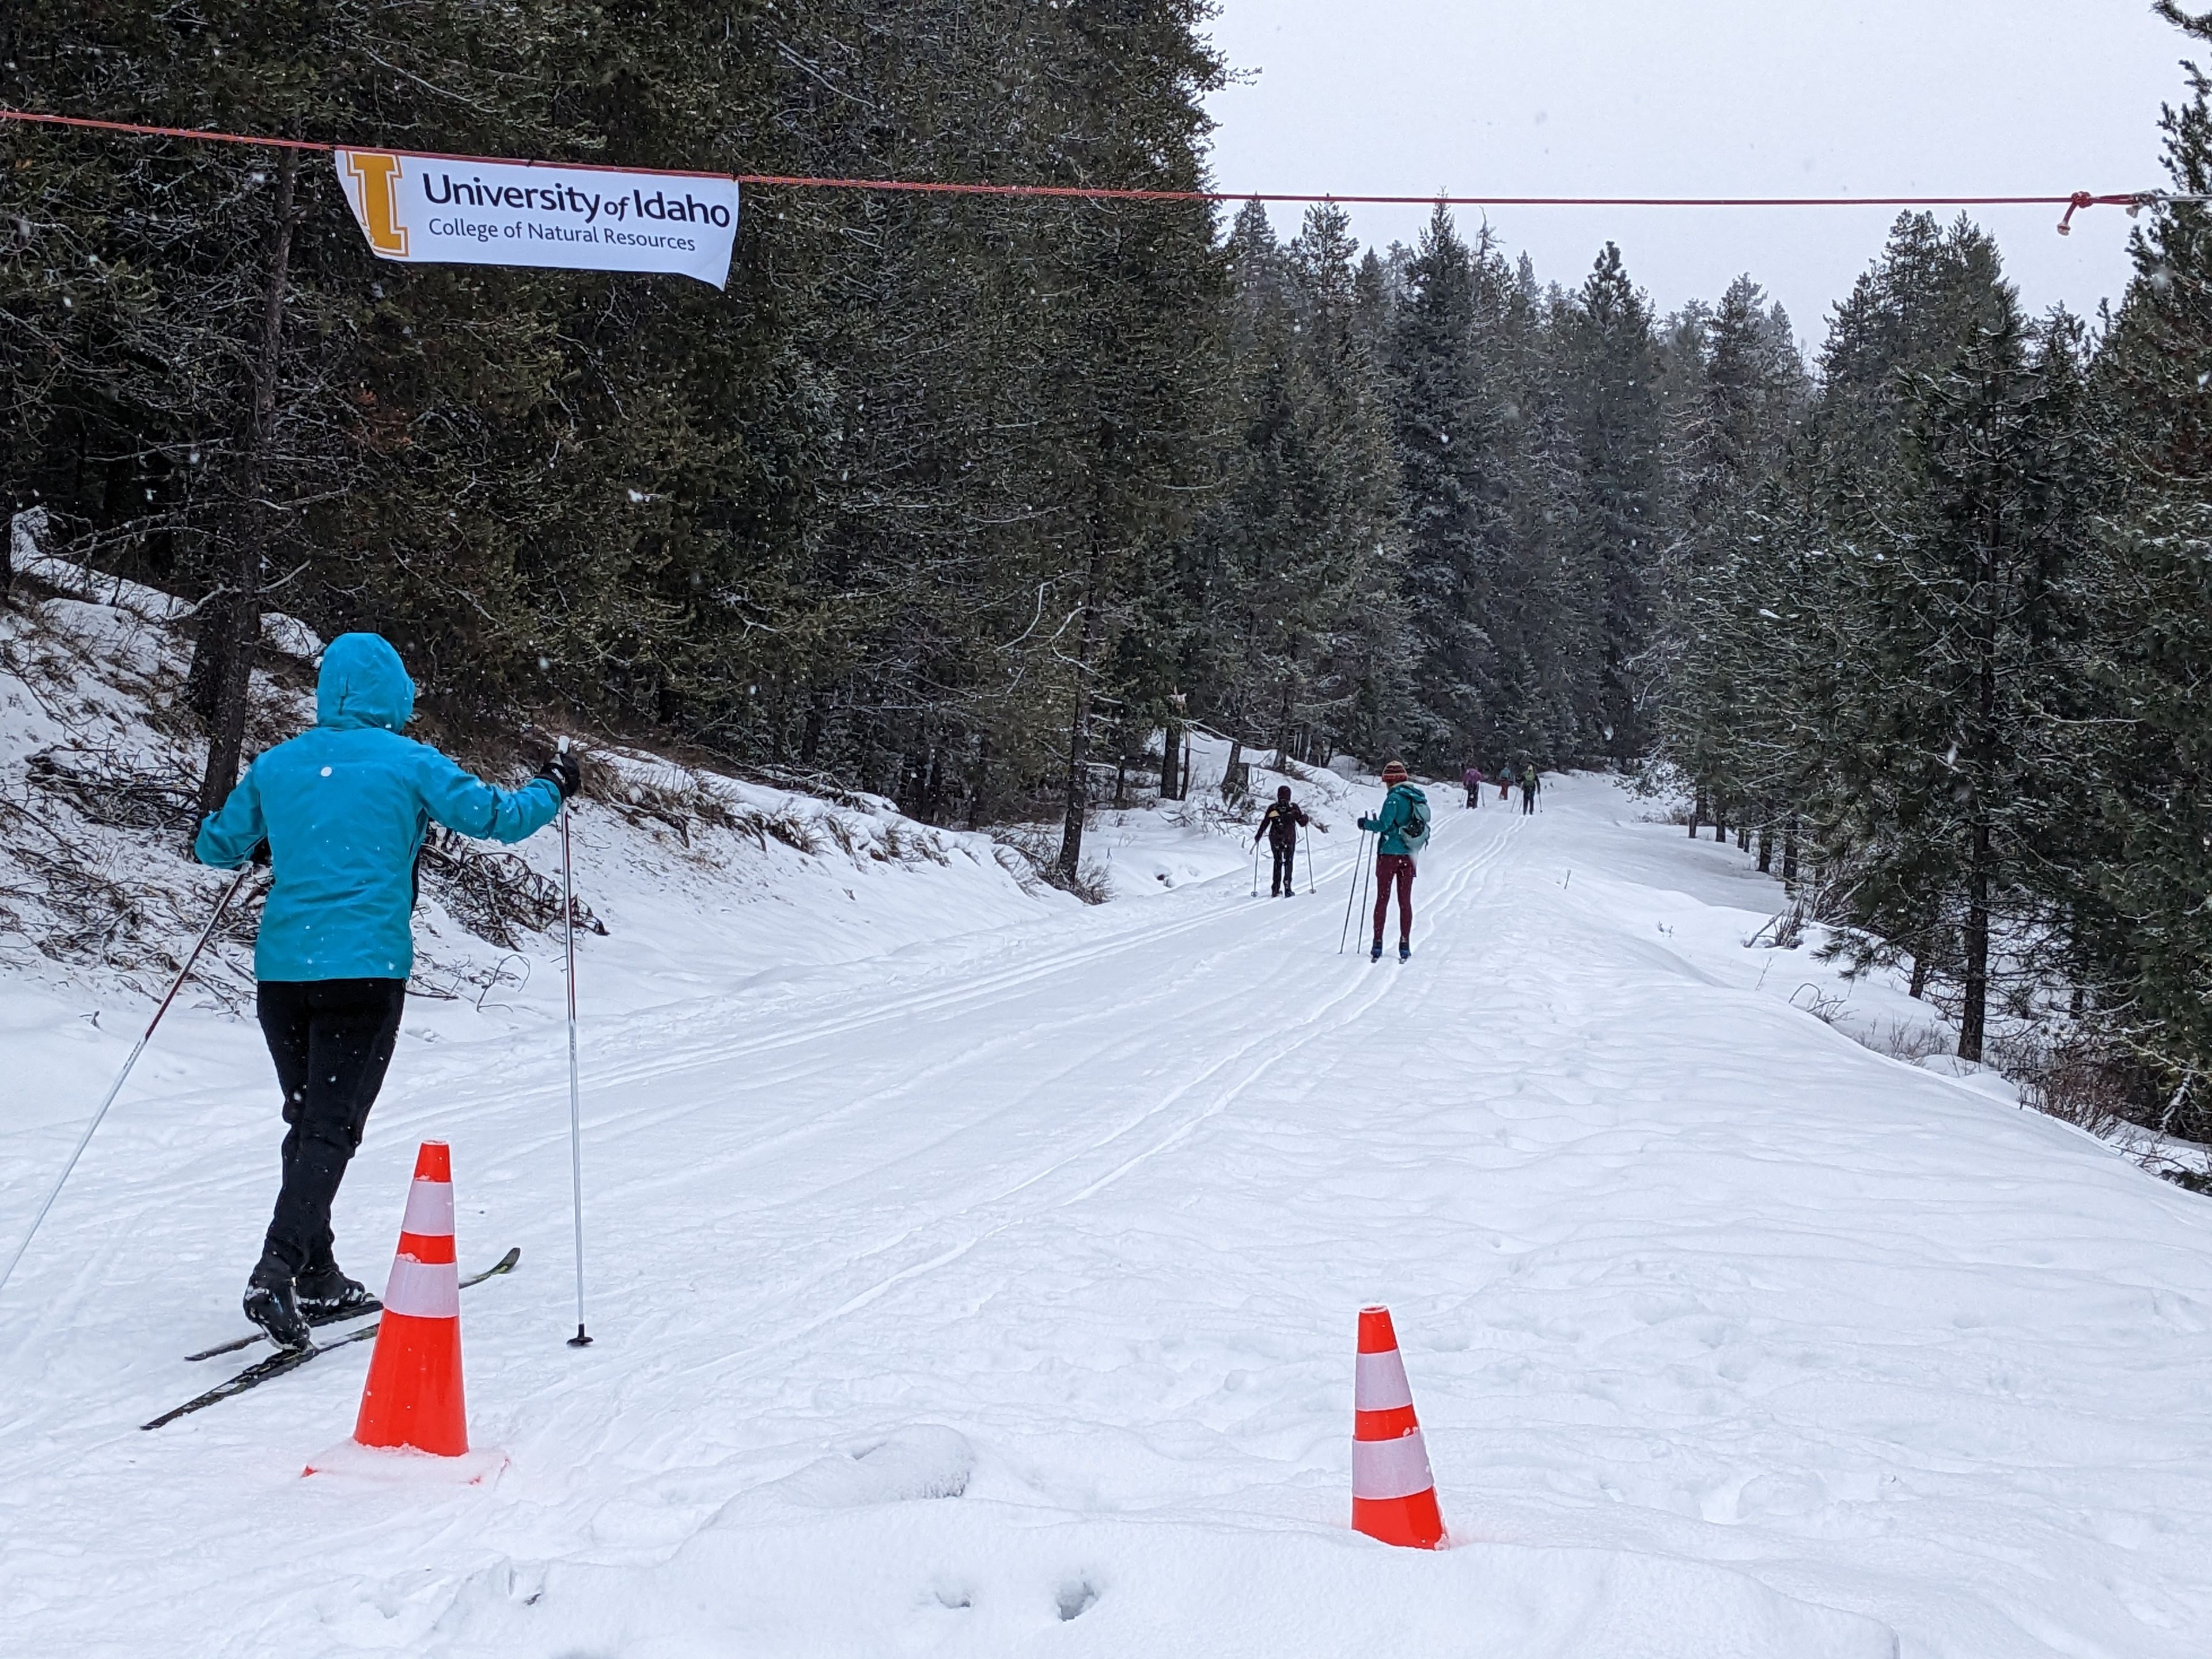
[5,775,2211,1657]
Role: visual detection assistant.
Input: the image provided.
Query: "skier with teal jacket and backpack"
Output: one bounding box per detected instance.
[195,632,577,1351]
[1357,760,1431,962]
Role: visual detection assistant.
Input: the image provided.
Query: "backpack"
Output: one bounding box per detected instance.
[1397,789,1432,859]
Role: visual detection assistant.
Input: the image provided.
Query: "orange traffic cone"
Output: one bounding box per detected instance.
[1352,1305,1445,1548]
[353,1141,468,1456]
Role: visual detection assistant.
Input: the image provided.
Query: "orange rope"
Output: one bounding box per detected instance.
[0,105,2171,230]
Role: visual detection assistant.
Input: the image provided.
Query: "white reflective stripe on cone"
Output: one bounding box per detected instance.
[381,1253,461,1319]
[1352,1429,1435,1501]
[1354,1349,1414,1411]
[399,1176,455,1237]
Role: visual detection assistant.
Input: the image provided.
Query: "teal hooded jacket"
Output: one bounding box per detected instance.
[1358,782,1430,857]
[195,633,563,982]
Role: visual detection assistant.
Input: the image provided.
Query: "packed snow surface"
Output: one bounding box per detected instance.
[5,771,2211,1658]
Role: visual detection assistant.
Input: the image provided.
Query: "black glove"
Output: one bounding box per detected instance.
[249,839,272,868]
[537,749,581,802]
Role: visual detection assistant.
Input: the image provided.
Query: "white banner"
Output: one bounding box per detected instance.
[333,149,738,289]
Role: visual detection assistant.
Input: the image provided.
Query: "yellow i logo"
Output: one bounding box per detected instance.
[340,151,408,257]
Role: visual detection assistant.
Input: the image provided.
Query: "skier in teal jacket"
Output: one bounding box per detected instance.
[196,632,575,1349]
[1357,760,1429,961]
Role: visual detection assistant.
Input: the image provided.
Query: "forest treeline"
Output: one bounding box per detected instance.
[6,2,2212,1131]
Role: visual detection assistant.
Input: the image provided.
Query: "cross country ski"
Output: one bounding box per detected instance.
[144,1247,520,1429]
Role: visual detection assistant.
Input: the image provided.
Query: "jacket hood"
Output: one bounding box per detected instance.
[1391,781,1429,801]
[316,632,415,732]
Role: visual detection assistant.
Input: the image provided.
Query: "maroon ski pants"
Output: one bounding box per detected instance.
[1371,853,1415,945]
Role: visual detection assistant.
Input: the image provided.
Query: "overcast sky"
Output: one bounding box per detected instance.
[1202,1,2194,350]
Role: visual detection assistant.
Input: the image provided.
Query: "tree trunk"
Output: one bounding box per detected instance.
[196,146,301,821]
[1222,737,1243,801]
[799,692,827,766]
[1782,816,1800,885]
[1691,790,1705,838]
[184,592,236,724]
[1958,506,2002,1065]
[923,738,946,823]
[1756,825,1772,873]
[967,734,991,829]
[1737,824,1751,853]
[1113,756,1127,809]
[1058,676,1095,876]
[1,503,29,597]
[1909,948,1931,1000]
[1959,821,1991,1062]
[1160,717,1181,801]
[1056,551,1107,878]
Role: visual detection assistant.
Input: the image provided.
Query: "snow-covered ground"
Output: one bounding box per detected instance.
[5,736,2211,1654]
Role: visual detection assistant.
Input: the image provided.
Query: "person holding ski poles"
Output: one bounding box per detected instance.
[1357,760,1430,963]
[1253,785,1312,896]
[195,632,579,1351]
[1521,763,1541,816]
[1497,762,1514,803]
[1462,763,1484,809]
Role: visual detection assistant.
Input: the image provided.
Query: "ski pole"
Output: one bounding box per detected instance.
[558,738,592,1349]
[1251,837,1261,898]
[1357,835,1374,949]
[1304,832,1316,896]
[0,864,253,1301]
[1338,830,1369,953]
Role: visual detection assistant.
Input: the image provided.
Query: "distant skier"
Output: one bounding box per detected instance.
[1253,785,1311,896]
[1497,762,1514,804]
[1462,763,1484,809]
[195,632,578,1351]
[1521,764,1541,816]
[1357,760,1430,962]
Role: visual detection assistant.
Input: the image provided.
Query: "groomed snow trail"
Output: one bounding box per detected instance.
[5,775,2210,1657]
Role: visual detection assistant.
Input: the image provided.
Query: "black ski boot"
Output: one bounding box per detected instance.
[243,1255,314,1351]
[1370,940,1384,963]
[1398,941,1411,963]
[296,1263,374,1320]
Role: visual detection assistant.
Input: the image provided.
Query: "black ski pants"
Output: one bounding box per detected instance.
[256,977,407,1277]
[1270,840,1297,894]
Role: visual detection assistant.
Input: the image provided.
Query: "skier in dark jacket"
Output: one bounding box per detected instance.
[195,632,577,1350]
[1521,763,1541,816]
[1253,785,1311,896]
[1462,764,1484,809]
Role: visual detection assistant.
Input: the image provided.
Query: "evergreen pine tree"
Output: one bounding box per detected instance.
[2062,0,2212,1128]
[1387,204,1499,767]
[1814,303,2094,1060]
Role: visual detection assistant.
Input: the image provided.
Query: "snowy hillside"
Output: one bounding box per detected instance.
[0,567,1095,1135]
[3,584,2211,1656]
